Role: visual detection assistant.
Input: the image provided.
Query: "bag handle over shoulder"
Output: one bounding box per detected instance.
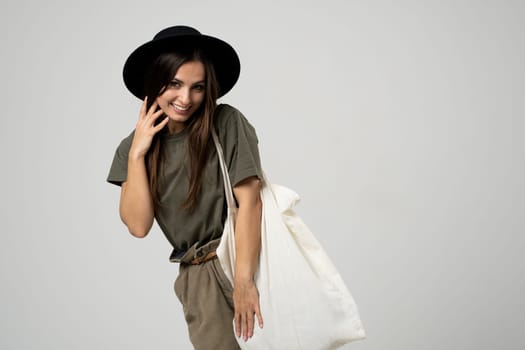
[211,128,237,211]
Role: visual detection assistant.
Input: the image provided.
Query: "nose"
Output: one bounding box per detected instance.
[178,88,190,105]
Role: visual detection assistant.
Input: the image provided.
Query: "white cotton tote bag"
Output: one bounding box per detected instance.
[212,130,366,350]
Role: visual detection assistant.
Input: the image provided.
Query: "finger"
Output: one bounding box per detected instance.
[255,306,264,329]
[153,116,169,132]
[242,312,248,341]
[142,109,164,128]
[247,311,254,338]
[137,110,163,131]
[144,108,164,124]
[139,97,148,120]
[146,99,159,116]
[235,313,241,338]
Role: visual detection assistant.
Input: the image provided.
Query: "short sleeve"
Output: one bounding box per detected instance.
[215,104,263,187]
[106,130,134,187]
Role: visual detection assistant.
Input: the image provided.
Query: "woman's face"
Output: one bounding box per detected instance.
[156,60,206,134]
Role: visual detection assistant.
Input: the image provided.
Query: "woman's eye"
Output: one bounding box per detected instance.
[193,85,204,91]
[168,81,180,88]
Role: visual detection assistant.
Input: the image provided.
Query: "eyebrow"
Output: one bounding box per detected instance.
[171,78,206,86]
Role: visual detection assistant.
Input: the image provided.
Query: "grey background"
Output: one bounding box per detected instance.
[1,0,523,349]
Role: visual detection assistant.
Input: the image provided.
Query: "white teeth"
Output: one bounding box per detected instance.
[172,103,189,111]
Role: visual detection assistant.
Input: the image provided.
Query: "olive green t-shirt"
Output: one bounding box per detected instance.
[106,104,263,257]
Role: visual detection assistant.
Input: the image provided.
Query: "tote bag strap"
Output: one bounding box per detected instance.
[211,128,237,211]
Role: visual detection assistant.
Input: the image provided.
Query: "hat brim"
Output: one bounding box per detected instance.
[123,34,240,99]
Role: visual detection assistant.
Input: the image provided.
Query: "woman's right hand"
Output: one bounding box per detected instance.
[129,97,169,159]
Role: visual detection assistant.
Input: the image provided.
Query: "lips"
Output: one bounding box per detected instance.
[172,103,190,111]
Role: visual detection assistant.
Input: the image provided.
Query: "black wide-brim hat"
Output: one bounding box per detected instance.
[123,25,240,99]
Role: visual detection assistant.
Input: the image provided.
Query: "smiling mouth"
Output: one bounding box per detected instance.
[172,103,190,111]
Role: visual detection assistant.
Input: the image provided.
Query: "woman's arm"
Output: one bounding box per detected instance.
[119,98,168,238]
[119,156,154,238]
[232,175,264,341]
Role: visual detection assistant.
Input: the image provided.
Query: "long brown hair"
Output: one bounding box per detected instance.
[143,49,219,211]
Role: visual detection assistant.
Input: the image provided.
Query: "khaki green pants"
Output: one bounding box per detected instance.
[174,240,240,350]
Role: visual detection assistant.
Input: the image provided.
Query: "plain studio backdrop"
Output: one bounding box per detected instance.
[1,0,523,349]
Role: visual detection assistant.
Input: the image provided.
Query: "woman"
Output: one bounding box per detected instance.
[106,26,264,349]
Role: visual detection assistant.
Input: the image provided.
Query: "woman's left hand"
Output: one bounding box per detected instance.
[233,278,263,341]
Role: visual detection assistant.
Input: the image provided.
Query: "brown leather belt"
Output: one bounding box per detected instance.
[190,251,217,265]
